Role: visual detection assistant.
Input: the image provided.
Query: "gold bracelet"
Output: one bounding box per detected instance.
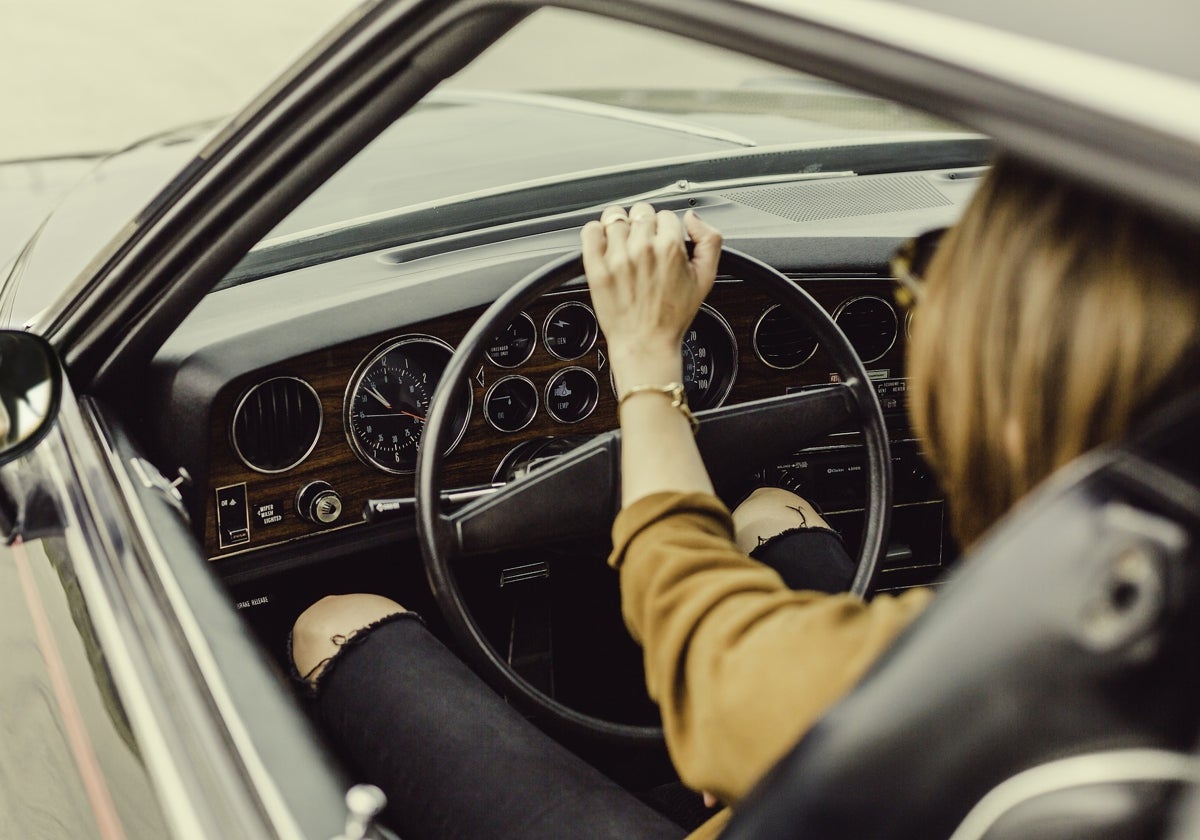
[617,382,699,434]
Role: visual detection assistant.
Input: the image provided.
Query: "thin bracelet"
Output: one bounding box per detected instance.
[617,382,699,433]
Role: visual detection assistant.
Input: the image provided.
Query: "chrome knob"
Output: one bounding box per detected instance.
[336,783,386,840]
[296,481,342,525]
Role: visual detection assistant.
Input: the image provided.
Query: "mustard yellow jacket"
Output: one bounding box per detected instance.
[609,492,933,838]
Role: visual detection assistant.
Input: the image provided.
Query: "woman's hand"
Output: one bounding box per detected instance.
[581,202,722,396]
[580,203,723,506]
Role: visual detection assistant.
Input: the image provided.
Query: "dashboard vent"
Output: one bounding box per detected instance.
[231,377,323,474]
[753,305,818,369]
[722,174,951,223]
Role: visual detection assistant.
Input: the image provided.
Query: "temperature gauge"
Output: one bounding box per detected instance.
[545,367,599,423]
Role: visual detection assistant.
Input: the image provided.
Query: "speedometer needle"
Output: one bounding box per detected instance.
[359,410,427,422]
[364,386,393,410]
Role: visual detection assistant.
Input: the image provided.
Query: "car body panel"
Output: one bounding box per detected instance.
[0,363,350,838]
[0,534,169,839]
[0,125,215,328]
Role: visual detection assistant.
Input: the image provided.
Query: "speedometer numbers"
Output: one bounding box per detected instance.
[344,336,471,474]
[681,304,737,410]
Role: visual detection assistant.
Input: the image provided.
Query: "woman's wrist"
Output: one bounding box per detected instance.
[610,352,683,398]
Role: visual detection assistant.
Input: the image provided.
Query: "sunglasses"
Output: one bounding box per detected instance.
[889,226,947,310]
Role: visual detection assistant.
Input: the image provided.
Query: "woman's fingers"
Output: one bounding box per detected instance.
[580,220,607,268]
[599,205,631,266]
[684,209,722,294]
[626,201,658,252]
[581,204,721,363]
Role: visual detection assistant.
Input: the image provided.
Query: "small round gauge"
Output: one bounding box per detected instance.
[753,304,819,370]
[682,304,738,410]
[544,301,598,360]
[484,376,538,433]
[344,336,472,474]
[486,313,537,368]
[545,367,599,423]
[833,296,898,363]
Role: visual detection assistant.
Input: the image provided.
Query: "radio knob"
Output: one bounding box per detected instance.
[297,481,343,525]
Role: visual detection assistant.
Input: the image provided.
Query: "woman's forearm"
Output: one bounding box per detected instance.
[619,383,715,507]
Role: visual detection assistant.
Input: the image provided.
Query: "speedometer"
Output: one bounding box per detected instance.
[610,303,738,411]
[344,336,472,474]
[683,304,738,410]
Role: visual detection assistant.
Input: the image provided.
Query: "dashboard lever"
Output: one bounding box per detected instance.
[364,484,504,523]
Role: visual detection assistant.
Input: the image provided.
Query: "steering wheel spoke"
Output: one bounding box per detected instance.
[448,433,619,557]
[696,384,857,499]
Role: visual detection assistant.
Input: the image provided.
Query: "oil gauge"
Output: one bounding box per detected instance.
[484,376,538,432]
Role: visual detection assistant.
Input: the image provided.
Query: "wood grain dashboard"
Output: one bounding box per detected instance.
[203,275,905,559]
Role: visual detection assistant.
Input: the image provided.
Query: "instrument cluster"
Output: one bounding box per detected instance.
[336,299,741,476]
[211,277,907,558]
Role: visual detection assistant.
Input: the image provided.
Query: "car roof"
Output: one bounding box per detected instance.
[723,0,1200,223]
[890,0,1199,85]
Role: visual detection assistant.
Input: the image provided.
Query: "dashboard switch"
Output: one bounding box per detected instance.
[297,481,343,525]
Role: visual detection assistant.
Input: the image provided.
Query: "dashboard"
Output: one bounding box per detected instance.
[198,271,949,589]
[143,167,983,594]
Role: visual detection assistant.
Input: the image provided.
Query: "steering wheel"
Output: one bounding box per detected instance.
[417,246,892,745]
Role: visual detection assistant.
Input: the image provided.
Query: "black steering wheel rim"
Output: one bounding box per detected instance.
[417,246,892,745]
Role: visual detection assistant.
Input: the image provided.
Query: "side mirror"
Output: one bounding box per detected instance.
[0,331,62,466]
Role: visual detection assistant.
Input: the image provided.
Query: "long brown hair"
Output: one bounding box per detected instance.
[907,155,1200,546]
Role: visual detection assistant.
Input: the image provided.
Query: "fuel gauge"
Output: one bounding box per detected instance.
[486,312,537,367]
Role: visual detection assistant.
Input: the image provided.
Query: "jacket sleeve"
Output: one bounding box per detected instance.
[609,491,933,804]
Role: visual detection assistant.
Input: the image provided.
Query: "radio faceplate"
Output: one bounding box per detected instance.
[760,438,954,590]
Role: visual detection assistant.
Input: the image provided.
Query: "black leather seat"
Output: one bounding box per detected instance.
[721,393,1200,840]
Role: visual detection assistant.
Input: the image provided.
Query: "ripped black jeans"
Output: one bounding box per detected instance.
[300,528,853,840]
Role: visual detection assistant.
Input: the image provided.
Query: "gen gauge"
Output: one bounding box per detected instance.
[344,335,472,474]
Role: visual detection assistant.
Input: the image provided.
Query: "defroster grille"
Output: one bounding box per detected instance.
[722,174,951,223]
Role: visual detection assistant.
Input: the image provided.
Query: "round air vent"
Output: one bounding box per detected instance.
[231,377,323,473]
[753,304,818,369]
[833,296,898,364]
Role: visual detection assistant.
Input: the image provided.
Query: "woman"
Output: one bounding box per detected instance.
[290,154,1200,839]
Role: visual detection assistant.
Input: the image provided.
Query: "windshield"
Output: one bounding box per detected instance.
[233,8,965,283]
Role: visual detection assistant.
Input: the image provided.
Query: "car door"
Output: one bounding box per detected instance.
[0,368,350,838]
[0,1,539,836]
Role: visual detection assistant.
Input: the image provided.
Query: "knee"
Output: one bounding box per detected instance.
[732,487,828,554]
[292,593,405,684]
